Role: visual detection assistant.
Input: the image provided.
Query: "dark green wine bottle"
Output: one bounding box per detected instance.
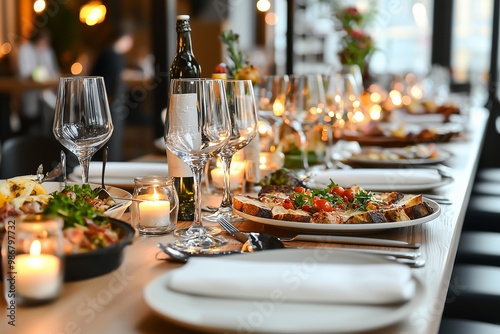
[169,15,201,221]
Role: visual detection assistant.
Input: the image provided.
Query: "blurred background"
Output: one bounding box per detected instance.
[0,0,496,162]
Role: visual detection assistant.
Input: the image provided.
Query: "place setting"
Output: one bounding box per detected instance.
[2,2,496,332]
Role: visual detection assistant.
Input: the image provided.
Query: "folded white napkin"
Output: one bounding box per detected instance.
[70,162,168,185]
[168,257,415,305]
[312,168,441,189]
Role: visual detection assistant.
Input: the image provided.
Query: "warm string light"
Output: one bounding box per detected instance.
[34,0,46,13]
[256,0,271,12]
[80,1,107,26]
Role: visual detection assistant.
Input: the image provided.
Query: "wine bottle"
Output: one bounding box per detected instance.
[168,15,201,221]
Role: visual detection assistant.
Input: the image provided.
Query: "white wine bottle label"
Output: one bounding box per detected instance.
[167,93,200,177]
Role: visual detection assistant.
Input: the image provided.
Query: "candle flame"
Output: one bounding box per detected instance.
[273,101,284,117]
[258,121,268,135]
[260,156,267,164]
[153,188,159,201]
[389,90,403,106]
[30,240,41,256]
[353,110,365,122]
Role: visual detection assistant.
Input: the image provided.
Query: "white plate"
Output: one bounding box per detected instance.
[346,149,453,167]
[69,162,168,188]
[234,199,440,234]
[307,177,453,193]
[42,182,132,219]
[143,249,425,333]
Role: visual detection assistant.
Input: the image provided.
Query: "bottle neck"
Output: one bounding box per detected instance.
[176,30,193,54]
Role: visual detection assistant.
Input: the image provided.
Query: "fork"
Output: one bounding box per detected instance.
[216,215,249,244]
[216,215,423,262]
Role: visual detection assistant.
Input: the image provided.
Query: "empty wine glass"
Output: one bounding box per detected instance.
[283,74,326,170]
[165,78,230,252]
[204,80,258,222]
[53,76,113,184]
[255,75,288,150]
[324,73,345,169]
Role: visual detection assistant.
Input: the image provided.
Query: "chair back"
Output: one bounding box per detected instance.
[0,135,63,179]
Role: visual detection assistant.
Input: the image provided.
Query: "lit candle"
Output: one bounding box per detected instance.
[210,166,244,190]
[16,240,61,300]
[259,155,279,179]
[139,188,170,227]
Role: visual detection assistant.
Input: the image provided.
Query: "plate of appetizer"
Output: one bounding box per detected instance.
[233,181,440,234]
[0,176,134,280]
[345,144,453,167]
[342,122,463,147]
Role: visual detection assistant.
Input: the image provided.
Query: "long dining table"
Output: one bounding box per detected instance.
[0,107,489,334]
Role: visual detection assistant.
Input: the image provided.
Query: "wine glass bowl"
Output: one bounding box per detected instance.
[204,79,258,222]
[53,76,113,184]
[283,74,326,170]
[165,78,230,252]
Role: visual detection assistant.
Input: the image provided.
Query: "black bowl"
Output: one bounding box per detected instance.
[64,219,135,281]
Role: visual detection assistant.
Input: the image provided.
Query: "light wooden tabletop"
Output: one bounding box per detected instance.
[0,108,489,334]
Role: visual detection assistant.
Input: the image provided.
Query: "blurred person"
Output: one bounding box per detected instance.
[17,28,60,134]
[90,26,134,161]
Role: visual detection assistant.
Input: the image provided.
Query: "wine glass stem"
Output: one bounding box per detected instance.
[220,154,233,209]
[188,164,206,236]
[78,156,91,184]
[298,130,309,170]
[325,125,334,169]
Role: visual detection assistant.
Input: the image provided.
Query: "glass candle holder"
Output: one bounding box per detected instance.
[131,176,178,235]
[2,214,64,306]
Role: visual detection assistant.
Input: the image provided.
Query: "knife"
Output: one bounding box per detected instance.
[280,235,421,249]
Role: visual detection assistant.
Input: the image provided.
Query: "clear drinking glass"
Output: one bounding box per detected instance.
[255,75,288,150]
[324,73,345,169]
[204,80,258,222]
[283,74,326,170]
[53,76,113,184]
[165,78,230,252]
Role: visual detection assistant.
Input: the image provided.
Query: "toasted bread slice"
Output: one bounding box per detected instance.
[271,206,311,223]
[233,196,272,219]
[311,211,344,224]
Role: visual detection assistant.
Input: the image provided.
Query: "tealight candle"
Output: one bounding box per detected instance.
[16,240,61,300]
[139,189,170,227]
[210,167,244,190]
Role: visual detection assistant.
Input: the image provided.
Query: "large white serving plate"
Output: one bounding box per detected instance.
[143,248,425,333]
[42,182,132,219]
[234,199,440,234]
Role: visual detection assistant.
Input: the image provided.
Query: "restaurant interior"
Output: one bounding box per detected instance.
[0,0,500,333]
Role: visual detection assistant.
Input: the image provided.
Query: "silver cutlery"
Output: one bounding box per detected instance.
[97,146,113,201]
[216,215,421,259]
[33,163,62,183]
[423,194,452,205]
[279,234,420,249]
[157,243,243,263]
[157,243,424,267]
[61,151,67,187]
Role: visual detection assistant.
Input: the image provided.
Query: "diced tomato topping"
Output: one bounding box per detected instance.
[329,186,345,197]
[295,187,305,193]
[343,196,349,203]
[343,189,356,202]
[301,204,311,212]
[284,198,291,204]
[282,202,294,210]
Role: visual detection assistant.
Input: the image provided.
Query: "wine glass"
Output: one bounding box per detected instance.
[324,73,345,169]
[53,76,113,184]
[204,80,258,222]
[165,78,230,252]
[283,74,326,170]
[255,75,288,151]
